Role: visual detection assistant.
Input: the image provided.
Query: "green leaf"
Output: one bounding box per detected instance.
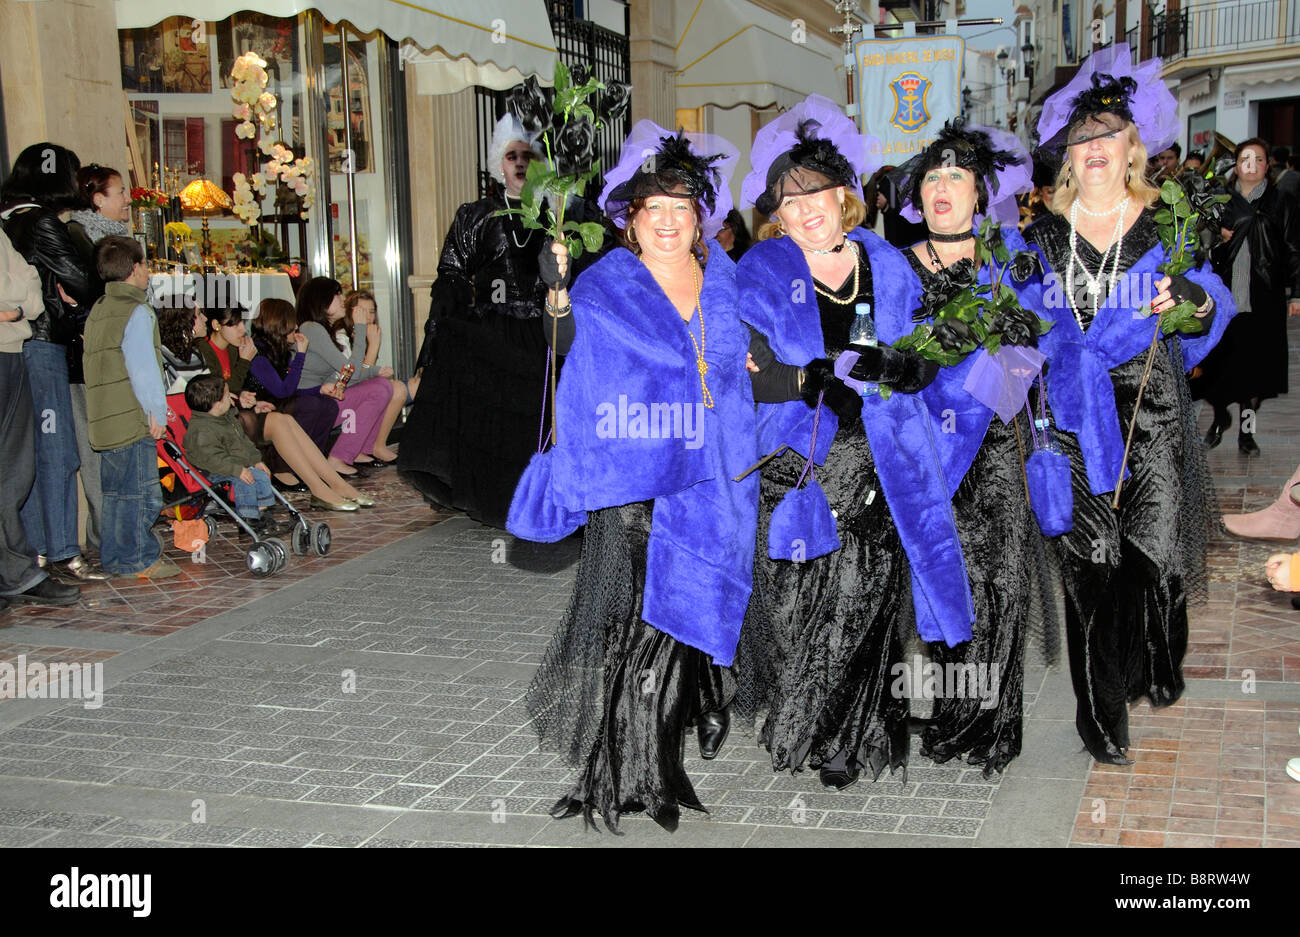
[984,335,1002,355]
[1038,317,1054,335]
[1159,179,1182,205]
[577,222,604,253]
[1158,299,1199,336]
[992,241,1011,264]
[1154,208,1173,225]
[553,60,571,93]
[877,385,892,400]
[565,233,584,261]
[1173,198,1191,219]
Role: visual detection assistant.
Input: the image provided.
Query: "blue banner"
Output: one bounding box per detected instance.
[854,36,965,161]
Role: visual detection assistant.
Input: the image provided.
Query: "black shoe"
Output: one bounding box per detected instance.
[272,477,308,494]
[1204,423,1225,448]
[10,577,80,607]
[548,796,583,820]
[1238,433,1260,456]
[819,766,860,791]
[1292,596,1300,611]
[696,708,730,760]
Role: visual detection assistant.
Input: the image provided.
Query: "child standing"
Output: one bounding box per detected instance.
[82,236,179,578]
[182,374,290,538]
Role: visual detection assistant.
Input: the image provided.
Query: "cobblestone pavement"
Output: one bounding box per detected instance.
[0,323,1296,847]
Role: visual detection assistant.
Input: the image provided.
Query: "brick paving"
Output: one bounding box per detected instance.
[0,321,1296,847]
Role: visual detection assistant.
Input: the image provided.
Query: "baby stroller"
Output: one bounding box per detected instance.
[156,393,331,576]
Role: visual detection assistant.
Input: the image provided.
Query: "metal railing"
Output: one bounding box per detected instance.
[474,1,630,199]
[1125,0,1300,64]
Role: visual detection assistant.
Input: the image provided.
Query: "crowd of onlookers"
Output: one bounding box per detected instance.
[1,141,409,611]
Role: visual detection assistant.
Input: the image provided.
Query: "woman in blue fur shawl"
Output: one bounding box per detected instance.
[734,96,947,790]
[1026,48,1233,764]
[892,122,1054,775]
[506,123,758,832]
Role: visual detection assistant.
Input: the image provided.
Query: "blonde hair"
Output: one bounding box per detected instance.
[757,189,866,242]
[1049,122,1159,215]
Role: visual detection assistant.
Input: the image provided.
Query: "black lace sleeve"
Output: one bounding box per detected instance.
[746,325,803,403]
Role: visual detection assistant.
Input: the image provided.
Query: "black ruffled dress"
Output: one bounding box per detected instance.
[739,247,910,784]
[903,250,1033,775]
[1025,210,1214,763]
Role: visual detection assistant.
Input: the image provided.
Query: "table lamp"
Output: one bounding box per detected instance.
[179,179,234,261]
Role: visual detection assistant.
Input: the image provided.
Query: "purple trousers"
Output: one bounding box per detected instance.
[322,377,391,464]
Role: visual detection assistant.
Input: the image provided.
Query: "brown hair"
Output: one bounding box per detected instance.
[94,235,143,282]
[618,197,710,263]
[77,164,122,212]
[1048,122,1160,215]
[756,189,867,242]
[344,290,377,325]
[1235,137,1270,162]
[250,298,298,373]
[184,373,227,413]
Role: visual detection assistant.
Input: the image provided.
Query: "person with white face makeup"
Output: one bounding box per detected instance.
[1026,45,1234,766]
[1191,138,1300,457]
[400,114,605,528]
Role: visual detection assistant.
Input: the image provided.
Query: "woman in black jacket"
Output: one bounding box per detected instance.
[0,143,107,582]
[1193,138,1300,455]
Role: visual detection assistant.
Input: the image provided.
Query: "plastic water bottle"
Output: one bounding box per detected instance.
[849,302,876,348]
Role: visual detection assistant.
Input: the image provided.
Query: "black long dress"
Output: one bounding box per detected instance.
[1025,210,1212,763]
[903,250,1031,775]
[399,193,553,528]
[740,247,911,783]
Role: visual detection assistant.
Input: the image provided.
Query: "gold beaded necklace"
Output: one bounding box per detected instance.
[687,261,714,409]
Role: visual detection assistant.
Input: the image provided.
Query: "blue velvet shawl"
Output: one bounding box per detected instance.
[1033,242,1235,495]
[738,229,976,647]
[505,242,758,666]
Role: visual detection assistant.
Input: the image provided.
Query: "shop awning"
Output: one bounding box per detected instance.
[114,0,558,92]
[673,0,843,110]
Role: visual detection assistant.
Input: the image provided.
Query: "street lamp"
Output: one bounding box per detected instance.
[1021,41,1036,85]
[962,85,973,117]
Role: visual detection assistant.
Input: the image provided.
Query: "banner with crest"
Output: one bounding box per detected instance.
[855,36,964,163]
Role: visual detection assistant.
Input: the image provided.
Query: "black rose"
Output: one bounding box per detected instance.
[569,63,591,88]
[931,318,978,352]
[989,306,1040,347]
[1008,250,1040,283]
[920,257,977,314]
[507,76,553,136]
[599,81,632,125]
[554,116,596,175]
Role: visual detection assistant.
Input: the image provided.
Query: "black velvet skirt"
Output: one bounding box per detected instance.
[739,418,909,782]
[921,415,1031,776]
[525,502,732,833]
[398,311,553,528]
[1052,347,1189,763]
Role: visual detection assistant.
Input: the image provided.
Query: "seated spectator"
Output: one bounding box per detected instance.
[182,374,292,537]
[247,297,339,483]
[295,277,394,475]
[0,215,81,607]
[180,303,369,510]
[342,289,413,458]
[158,303,209,395]
[82,236,179,578]
[1,142,108,582]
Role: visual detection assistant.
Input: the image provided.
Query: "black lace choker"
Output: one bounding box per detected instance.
[926,230,974,243]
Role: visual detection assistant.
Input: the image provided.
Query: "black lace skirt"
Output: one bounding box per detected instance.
[738,419,909,781]
[1051,347,1189,763]
[524,502,732,833]
[921,416,1031,775]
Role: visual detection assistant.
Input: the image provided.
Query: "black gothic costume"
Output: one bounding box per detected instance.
[1027,209,1224,763]
[401,193,602,527]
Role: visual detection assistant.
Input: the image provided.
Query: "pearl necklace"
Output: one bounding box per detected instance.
[806,237,850,255]
[812,240,860,305]
[687,261,713,409]
[1065,196,1129,332]
[1074,196,1126,218]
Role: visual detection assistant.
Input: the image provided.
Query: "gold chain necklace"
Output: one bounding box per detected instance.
[687,261,714,409]
[811,240,859,305]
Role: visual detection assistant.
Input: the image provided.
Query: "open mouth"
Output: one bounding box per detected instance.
[803,216,825,231]
[933,199,952,214]
[1085,156,1109,169]
[654,228,680,241]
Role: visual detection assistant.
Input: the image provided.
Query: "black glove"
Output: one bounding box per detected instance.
[1166,273,1208,309]
[801,357,862,421]
[847,345,937,393]
[537,239,571,290]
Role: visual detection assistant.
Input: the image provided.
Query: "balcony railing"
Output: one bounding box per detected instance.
[1124,0,1300,65]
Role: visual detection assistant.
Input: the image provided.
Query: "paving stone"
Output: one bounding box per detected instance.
[818,812,904,833]
[898,815,981,837]
[0,825,54,846]
[232,829,317,847]
[166,824,248,844]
